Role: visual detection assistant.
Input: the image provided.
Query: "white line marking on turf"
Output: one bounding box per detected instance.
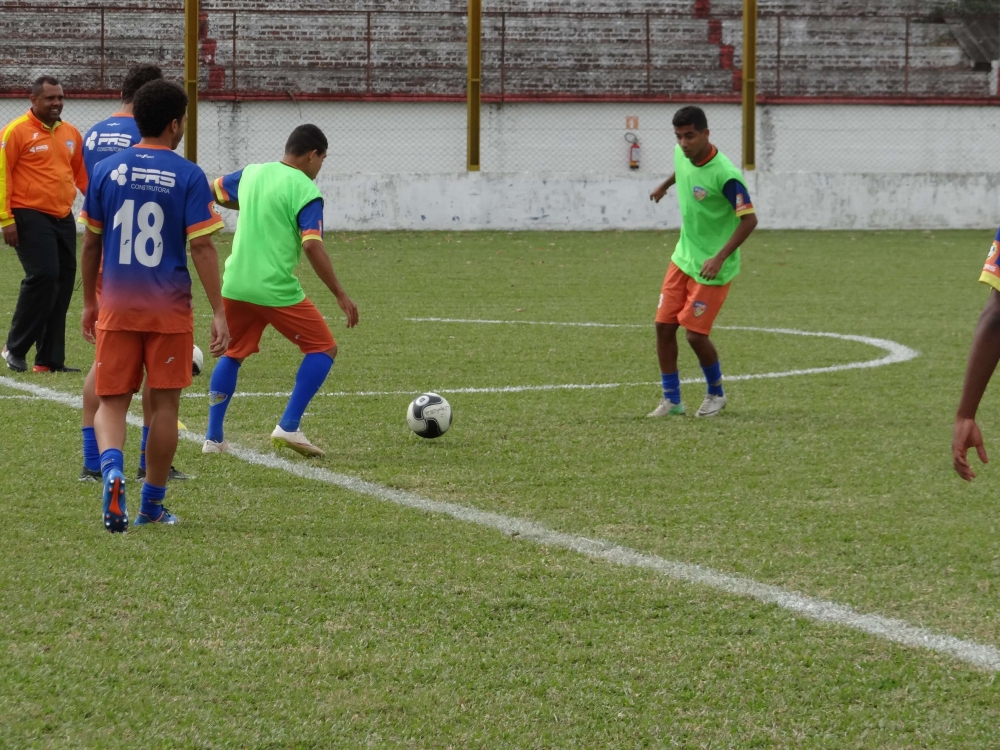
[177,322,919,399]
[2,374,996,673]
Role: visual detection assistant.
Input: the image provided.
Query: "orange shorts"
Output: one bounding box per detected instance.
[655,262,730,335]
[224,297,336,360]
[94,329,193,395]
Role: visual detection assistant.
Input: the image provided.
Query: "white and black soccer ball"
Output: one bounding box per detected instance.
[406,393,452,439]
[192,344,204,376]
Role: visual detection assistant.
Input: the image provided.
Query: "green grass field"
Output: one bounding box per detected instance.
[3,229,1000,748]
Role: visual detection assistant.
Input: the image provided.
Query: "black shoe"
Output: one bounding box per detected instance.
[34,364,81,373]
[79,466,102,482]
[137,465,192,481]
[2,348,26,372]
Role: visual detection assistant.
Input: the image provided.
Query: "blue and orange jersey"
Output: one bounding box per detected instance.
[213,168,324,242]
[82,113,140,176]
[980,226,1000,292]
[79,145,224,334]
[722,179,754,217]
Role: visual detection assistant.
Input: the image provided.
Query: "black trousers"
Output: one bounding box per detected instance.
[5,208,77,368]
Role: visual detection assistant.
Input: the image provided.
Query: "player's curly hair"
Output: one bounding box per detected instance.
[285,124,328,157]
[121,64,163,104]
[672,106,708,131]
[133,79,188,138]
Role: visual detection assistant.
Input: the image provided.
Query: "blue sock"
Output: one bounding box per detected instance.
[100,448,124,482]
[206,356,242,443]
[702,360,724,396]
[279,353,334,432]
[139,425,150,471]
[140,482,167,519]
[661,371,681,404]
[82,427,100,472]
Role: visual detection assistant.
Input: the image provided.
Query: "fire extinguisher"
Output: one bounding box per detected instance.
[625,132,640,170]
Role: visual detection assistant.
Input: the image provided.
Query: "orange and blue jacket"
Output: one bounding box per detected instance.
[0,109,88,227]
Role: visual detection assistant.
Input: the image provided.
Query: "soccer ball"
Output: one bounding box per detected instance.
[406,393,452,439]
[192,345,204,376]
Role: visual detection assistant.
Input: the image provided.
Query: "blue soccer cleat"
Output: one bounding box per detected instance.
[133,506,179,526]
[102,469,128,533]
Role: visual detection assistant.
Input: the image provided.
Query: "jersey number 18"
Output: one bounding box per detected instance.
[112,199,165,267]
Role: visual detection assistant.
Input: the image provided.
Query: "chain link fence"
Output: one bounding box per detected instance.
[0,5,998,179]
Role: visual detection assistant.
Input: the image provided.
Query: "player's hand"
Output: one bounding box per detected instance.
[209,309,230,358]
[649,185,668,203]
[700,254,725,281]
[2,224,18,248]
[953,416,988,481]
[82,303,99,344]
[337,292,359,329]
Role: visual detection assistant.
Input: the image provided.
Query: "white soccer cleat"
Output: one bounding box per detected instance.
[694,394,727,418]
[646,399,685,417]
[270,426,325,457]
[202,439,231,454]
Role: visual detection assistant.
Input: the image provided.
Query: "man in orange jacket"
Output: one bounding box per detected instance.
[1,76,88,373]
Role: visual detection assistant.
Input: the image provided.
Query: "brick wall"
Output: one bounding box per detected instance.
[0,0,988,99]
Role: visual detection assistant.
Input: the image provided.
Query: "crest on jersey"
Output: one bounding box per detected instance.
[692,301,707,317]
[66,140,75,154]
[693,186,707,201]
[110,164,129,186]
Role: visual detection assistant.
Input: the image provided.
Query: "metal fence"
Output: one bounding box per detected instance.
[1,6,997,177]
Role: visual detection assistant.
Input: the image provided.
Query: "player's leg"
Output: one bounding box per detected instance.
[204,298,264,453]
[649,264,688,417]
[135,387,182,526]
[138,380,152,476]
[266,299,337,457]
[80,363,102,481]
[33,213,79,372]
[4,209,58,372]
[134,332,193,526]
[93,330,144,533]
[678,281,731,418]
[137,378,191,481]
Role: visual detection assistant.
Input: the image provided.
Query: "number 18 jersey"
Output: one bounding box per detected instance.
[80,145,223,333]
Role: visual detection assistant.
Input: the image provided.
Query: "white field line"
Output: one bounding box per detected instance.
[2,374,997,673]
[177,322,919,399]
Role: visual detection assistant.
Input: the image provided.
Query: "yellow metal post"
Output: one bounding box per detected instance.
[741,0,757,170]
[467,0,481,171]
[184,0,199,162]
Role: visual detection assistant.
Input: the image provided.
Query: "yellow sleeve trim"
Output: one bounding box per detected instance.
[735,207,756,217]
[301,233,323,245]
[188,220,225,240]
[0,217,14,228]
[212,177,228,204]
[980,272,1000,293]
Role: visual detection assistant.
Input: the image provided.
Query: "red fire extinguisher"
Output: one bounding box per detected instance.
[625,132,640,170]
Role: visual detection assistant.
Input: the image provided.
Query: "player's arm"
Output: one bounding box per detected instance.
[953,288,1000,480]
[650,173,676,203]
[71,131,88,195]
[303,239,359,328]
[701,179,758,281]
[189,235,231,358]
[81,228,102,344]
[212,170,242,211]
[1,126,22,246]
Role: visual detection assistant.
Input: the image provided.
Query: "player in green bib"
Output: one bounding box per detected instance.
[203,124,358,457]
[647,106,758,418]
